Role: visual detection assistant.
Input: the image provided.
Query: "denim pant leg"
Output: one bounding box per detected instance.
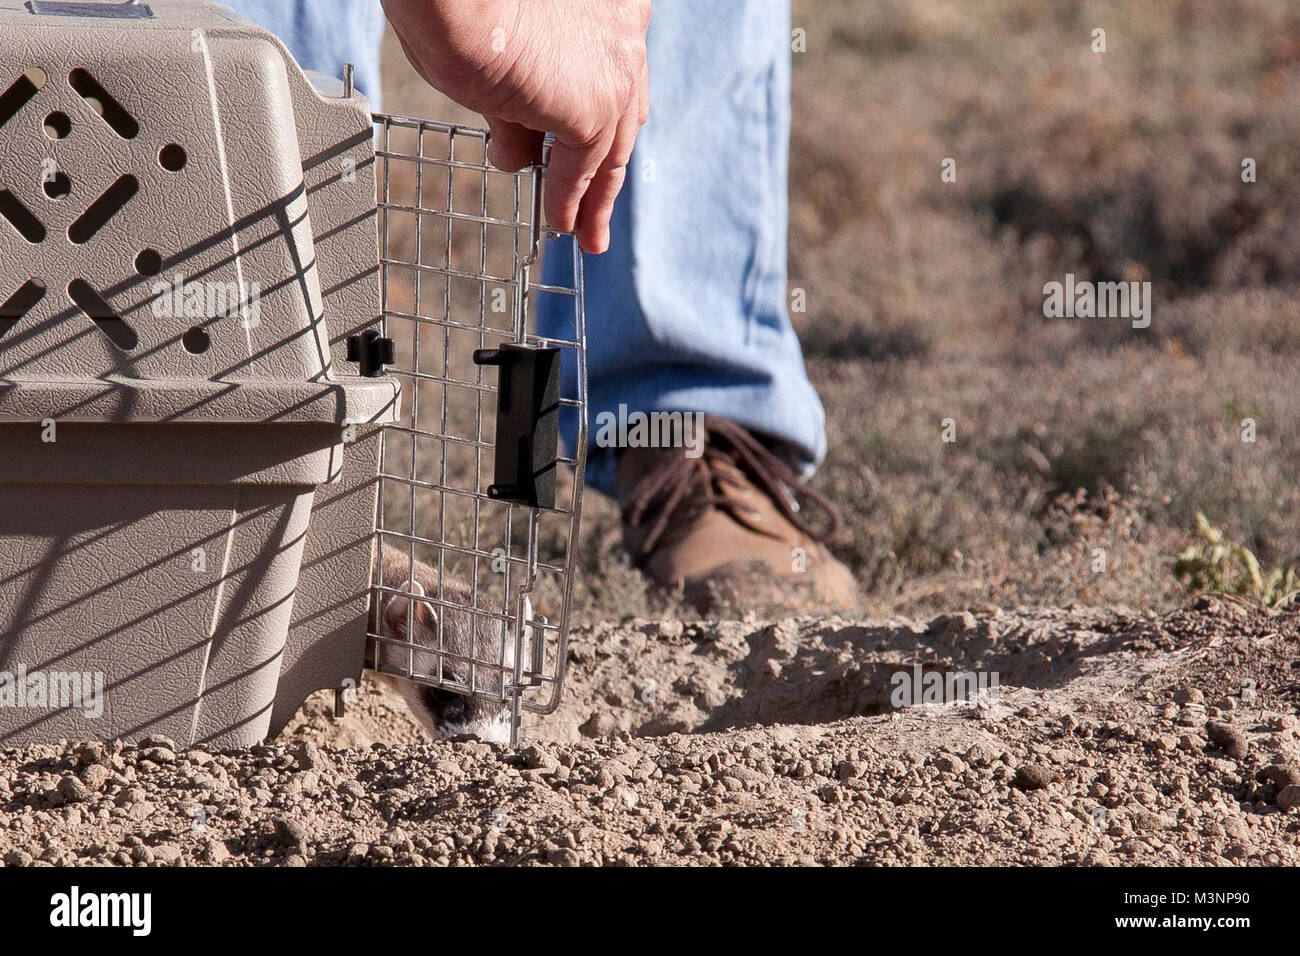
[218,0,387,108]
[225,0,826,499]
[540,0,827,496]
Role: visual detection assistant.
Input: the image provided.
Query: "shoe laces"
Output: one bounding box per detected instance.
[622,416,842,561]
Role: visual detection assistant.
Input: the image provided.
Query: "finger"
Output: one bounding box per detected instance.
[574,105,640,254]
[545,123,616,239]
[486,117,545,172]
[637,52,651,128]
[636,2,653,129]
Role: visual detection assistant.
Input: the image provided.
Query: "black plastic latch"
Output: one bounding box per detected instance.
[473,344,562,510]
[346,329,396,377]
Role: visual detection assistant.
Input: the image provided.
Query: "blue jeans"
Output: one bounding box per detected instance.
[226,0,826,495]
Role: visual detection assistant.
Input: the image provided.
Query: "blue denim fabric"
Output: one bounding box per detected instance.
[224,0,826,495]
[539,0,825,493]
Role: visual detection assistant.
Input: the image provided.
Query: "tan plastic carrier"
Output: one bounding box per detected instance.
[0,0,587,749]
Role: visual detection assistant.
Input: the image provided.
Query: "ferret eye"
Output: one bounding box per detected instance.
[420,685,464,712]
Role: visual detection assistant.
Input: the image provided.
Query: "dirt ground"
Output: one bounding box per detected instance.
[2,600,1296,866]
[2,1,1298,868]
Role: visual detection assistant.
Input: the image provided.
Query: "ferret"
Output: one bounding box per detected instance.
[370,545,520,746]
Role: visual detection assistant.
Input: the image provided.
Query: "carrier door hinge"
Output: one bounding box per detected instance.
[346,329,396,377]
[474,344,561,510]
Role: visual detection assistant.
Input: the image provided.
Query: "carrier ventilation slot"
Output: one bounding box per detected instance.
[68,279,137,350]
[0,190,46,243]
[68,68,138,138]
[0,279,46,339]
[43,171,71,200]
[0,69,45,129]
[68,174,137,244]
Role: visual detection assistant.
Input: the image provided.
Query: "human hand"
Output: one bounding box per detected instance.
[381,0,652,254]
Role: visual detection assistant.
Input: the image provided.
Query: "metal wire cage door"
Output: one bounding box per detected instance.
[368,113,587,746]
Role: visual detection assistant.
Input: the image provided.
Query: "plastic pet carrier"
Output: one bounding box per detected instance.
[0,0,586,749]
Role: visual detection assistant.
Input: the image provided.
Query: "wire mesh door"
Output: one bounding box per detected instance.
[368,113,587,746]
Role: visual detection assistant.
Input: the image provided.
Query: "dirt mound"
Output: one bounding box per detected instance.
[2,601,1296,866]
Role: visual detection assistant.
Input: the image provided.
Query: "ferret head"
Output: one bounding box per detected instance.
[377,548,519,746]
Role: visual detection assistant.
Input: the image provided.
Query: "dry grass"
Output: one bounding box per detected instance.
[380,0,1300,623]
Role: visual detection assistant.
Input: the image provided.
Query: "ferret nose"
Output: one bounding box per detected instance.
[434,723,511,746]
[465,714,512,746]
[430,700,513,746]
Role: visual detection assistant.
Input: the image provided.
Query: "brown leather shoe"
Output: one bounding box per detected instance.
[615,416,860,614]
